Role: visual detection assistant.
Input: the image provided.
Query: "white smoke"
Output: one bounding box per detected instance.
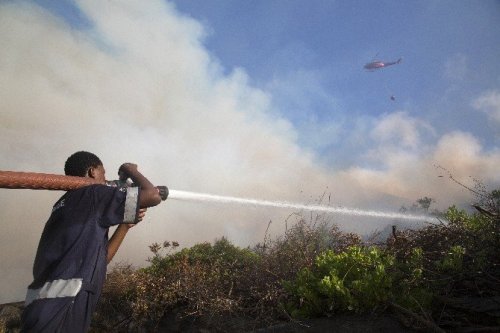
[0,0,498,302]
[473,90,500,125]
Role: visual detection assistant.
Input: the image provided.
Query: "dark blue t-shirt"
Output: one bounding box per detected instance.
[29,185,131,291]
[22,184,139,332]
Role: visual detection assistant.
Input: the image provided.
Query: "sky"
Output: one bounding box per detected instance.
[0,0,499,302]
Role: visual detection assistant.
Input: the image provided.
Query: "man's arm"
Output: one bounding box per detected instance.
[118,163,162,208]
[107,164,162,264]
[107,208,147,263]
[107,224,131,264]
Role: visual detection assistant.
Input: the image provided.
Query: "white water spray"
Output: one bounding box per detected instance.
[169,189,433,222]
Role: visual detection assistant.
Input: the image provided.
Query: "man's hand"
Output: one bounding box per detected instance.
[124,208,147,229]
[137,208,147,222]
[118,163,138,180]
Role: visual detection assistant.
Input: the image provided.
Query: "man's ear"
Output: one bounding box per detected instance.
[87,167,94,178]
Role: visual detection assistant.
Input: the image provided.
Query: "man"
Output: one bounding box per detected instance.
[21,151,163,332]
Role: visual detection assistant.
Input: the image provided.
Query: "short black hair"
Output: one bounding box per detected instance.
[64,151,103,177]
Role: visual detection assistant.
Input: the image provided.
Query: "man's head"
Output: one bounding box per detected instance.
[64,151,106,183]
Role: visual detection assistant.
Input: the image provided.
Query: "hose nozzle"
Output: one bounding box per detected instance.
[157,186,169,201]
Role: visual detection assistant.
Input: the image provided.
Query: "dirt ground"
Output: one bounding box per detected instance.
[253,315,418,333]
[1,302,418,333]
[152,312,419,333]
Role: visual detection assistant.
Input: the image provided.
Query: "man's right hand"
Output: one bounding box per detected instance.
[118,163,138,180]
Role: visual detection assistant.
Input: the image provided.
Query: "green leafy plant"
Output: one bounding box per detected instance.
[435,245,465,273]
[283,246,396,317]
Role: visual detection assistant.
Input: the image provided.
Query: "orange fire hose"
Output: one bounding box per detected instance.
[0,170,168,200]
[0,170,99,191]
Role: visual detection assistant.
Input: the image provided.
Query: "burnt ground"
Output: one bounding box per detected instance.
[252,315,418,333]
[140,311,420,333]
[1,301,417,333]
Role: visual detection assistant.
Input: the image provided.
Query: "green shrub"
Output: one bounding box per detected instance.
[131,237,261,328]
[283,246,396,318]
[391,247,433,311]
[435,245,465,273]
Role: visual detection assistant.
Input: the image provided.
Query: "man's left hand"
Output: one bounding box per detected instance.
[127,208,147,228]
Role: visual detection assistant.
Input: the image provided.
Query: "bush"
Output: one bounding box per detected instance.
[386,204,499,329]
[283,246,396,318]
[94,214,361,331]
[130,237,260,329]
[93,202,499,332]
[249,217,361,322]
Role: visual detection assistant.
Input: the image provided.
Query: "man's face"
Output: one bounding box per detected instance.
[91,164,106,183]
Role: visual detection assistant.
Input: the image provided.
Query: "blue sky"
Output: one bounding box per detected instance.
[170,0,500,156]
[1,0,499,302]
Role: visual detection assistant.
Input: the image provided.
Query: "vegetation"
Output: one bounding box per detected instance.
[92,191,499,332]
[283,245,398,317]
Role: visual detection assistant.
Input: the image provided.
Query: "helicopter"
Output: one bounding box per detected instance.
[364,57,402,71]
